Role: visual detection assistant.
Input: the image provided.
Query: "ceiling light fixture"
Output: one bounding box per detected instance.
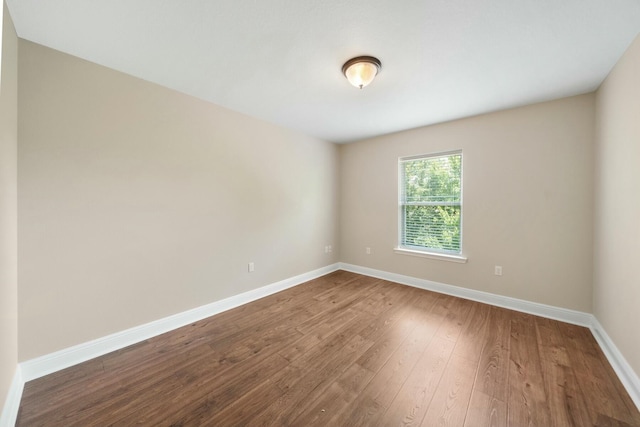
[342,56,382,89]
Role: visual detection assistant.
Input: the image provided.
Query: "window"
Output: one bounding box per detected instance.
[398,151,463,259]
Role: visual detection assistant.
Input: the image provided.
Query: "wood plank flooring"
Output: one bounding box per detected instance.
[16,271,640,426]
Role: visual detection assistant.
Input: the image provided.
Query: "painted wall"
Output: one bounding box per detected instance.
[0,0,18,412]
[594,34,640,377]
[340,94,595,312]
[17,40,339,361]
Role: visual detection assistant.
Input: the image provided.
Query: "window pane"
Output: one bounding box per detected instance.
[403,205,461,252]
[402,155,461,204]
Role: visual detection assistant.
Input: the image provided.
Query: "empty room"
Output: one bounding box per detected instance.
[1,0,640,426]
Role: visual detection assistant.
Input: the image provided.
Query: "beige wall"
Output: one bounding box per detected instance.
[18,40,339,361]
[340,94,595,312]
[0,0,18,410]
[594,34,640,376]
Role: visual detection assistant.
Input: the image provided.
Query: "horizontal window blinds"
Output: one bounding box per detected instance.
[400,152,462,254]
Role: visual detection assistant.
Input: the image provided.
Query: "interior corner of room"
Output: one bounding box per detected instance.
[1,0,640,425]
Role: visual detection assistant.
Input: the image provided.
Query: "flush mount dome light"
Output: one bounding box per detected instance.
[342,56,382,89]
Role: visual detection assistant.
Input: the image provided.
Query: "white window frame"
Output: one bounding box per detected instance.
[394,150,467,263]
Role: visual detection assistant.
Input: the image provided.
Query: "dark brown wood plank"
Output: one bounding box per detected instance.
[286,363,375,426]
[340,292,462,426]
[452,301,490,363]
[535,317,591,427]
[472,305,511,403]
[420,353,477,426]
[246,333,375,426]
[507,312,552,427]
[464,390,507,427]
[558,322,640,426]
[378,336,456,426]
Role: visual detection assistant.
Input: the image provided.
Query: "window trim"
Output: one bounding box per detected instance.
[393,247,468,263]
[397,150,465,261]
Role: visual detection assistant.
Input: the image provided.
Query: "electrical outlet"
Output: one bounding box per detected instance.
[328,245,332,253]
[248,262,255,273]
[494,265,502,276]
[366,247,371,255]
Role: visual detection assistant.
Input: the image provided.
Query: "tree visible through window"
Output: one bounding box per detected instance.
[399,151,462,254]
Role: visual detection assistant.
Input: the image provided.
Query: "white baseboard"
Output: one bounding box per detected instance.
[590,318,640,411]
[0,366,23,427]
[339,262,640,411]
[20,263,340,383]
[338,263,592,326]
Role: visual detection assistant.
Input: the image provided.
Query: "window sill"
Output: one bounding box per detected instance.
[393,247,468,263]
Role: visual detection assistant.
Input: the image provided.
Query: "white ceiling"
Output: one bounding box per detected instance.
[6,0,640,143]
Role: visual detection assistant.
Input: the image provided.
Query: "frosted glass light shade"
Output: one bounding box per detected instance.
[342,56,381,89]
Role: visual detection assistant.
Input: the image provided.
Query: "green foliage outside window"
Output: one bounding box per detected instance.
[400,153,462,253]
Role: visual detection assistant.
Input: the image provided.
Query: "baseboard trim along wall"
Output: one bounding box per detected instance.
[338,263,593,326]
[5,263,639,422]
[0,367,23,427]
[20,263,340,383]
[338,262,640,411]
[590,317,640,410]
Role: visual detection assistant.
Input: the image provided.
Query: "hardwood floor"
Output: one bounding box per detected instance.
[16,271,640,426]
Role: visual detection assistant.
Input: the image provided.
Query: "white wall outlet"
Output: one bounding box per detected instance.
[494,265,503,276]
[325,245,333,254]
[366,247,371,255]
[248,262,255,273]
